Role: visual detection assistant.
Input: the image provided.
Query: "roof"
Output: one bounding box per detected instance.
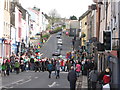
[79,10,91,21]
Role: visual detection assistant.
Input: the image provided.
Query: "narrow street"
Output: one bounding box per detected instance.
[2,71,69,89]
[1,0,120,89]
[40,34,73,58]
[1,33,73,89]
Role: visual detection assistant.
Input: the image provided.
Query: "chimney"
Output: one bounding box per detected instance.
[13,0,19,3]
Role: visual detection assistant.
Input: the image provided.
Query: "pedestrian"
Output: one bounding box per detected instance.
[74,35,76,41]
[2,63,6,76]
[5,60,11,76]
[60,59,65,71]
[89,66,98,90]
[20,58,25,72]
[24,56,29,71]
[14,60,20,74]
[102,68,111,90]
[34,61,40,72]
[10,53,15,73]
[83,61,88,76]
[47,61,53,78]
[41,60,45,72]
[72,39,75,50]
[30,57,34,70]
[67,66,77,90]
[75,61,81,77]
[56,60,60,79]
[97,70,106,89]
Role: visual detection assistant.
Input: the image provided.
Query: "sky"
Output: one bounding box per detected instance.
[19,0,94,19]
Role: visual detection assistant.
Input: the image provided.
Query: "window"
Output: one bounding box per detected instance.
[4,0,10,11]
[4,22,6,33]
[4,0,6,9]
[6,0,8,11]
[7,0,9,11]
[85,22,87,25]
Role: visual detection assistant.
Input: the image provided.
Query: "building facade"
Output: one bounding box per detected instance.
[3,0,11,58]
[79,10,91,49]
[0,0,4,63]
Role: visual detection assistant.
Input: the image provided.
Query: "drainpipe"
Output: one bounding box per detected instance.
[118,4,120,89]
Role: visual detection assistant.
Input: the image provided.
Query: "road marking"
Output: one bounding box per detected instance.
[13,79,24,84]
[9,86,13,88]
[1,79,23,89]
[46,35,52,43]
[35,77,38,79]
[42,35,52,47]
[48,82,56,87]
[55,84,59,86]
[19,79,31,85]
[60,72,68,74]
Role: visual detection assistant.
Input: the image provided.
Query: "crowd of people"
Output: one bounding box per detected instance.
[0,47,93,77]
[0,46,111,90]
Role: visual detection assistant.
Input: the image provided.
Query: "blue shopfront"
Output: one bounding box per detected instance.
[11,43,17,54]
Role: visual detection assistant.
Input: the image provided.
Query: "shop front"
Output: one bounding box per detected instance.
[3,39,11,58]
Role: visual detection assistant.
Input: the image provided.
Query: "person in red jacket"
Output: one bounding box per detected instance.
[103,68,111,85]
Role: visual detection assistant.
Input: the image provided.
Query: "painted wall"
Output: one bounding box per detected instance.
[81,16,88,46]
[0,0,4,38]
[3,0,10,39]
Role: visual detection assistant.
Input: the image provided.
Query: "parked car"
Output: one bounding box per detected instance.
[52,49,61,56]
[57,44,62,50]
[56,35,61,38]
[57,32,62,35]
[57,39,62,45]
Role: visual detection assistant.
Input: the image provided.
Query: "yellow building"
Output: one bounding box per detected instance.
[79,10,91,46]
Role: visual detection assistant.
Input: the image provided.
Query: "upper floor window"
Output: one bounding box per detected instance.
[4,0,6,10]
[4,0,10,11]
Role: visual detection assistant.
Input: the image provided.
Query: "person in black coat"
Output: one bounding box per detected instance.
[67,66,77,90]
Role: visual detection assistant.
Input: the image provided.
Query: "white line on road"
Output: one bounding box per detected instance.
[60,72,68,74]
[48,82,56,87]
[19,79,31,85]
[1,79,23,88]
[42,35,52,47]
[34,77,38,79]
[12,79,24,84]
[46,35,52,43]
[9,86,13,88]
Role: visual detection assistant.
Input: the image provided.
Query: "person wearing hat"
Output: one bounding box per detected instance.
[103,68,111,85]
[102,68,111,90]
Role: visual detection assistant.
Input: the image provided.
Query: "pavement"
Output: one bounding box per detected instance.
[75,36,88,90]
[76,75,88,90]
